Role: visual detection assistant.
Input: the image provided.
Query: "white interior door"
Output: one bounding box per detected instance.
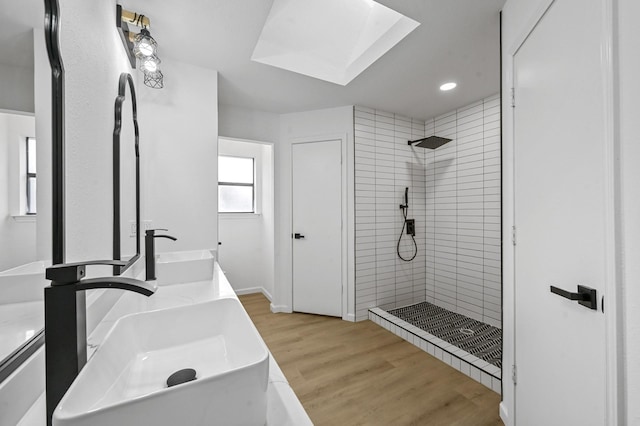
[292,140,342,317]
[513,0,610,424]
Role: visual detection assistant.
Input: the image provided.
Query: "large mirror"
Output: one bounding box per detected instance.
[0,0,50,381]
[0,0,144,383]
[113,73,141,274]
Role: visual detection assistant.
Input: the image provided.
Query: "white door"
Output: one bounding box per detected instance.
[292,140,342,317]
[513,0,610,424]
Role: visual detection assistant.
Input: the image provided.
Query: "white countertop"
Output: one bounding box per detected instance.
[17,261,312,426]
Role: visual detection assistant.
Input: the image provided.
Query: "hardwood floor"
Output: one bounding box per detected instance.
[239,293,503,426]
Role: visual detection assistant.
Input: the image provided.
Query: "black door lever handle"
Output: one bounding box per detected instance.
[294,233,305,239]
[550,285,597,310]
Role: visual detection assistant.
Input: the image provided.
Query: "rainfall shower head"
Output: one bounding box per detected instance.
[408,135,452,149]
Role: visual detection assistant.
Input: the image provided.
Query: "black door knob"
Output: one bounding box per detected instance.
[294,233,305,239]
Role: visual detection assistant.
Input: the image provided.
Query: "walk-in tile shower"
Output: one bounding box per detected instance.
[354,95,501,391]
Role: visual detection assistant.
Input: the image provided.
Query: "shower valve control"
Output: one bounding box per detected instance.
[405,219,415,236]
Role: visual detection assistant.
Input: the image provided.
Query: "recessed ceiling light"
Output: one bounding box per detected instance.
[440,82,457,91]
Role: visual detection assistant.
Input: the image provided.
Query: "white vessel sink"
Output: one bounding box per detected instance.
[156,250,214,285]
[53,298,269,426]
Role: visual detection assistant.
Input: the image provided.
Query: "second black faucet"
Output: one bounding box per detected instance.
[145,228,177,281]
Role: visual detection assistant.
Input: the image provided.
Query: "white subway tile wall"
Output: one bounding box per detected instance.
[355,106,428,320]
[354,95,501,326]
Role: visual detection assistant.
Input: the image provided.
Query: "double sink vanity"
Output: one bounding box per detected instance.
[18,251,311,426]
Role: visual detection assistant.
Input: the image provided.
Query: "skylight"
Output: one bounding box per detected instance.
[251,0,420,86]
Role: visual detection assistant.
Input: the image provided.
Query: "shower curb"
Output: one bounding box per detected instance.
[368,307,501,395]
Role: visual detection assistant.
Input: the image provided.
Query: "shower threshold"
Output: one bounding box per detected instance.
[369,302,502,395]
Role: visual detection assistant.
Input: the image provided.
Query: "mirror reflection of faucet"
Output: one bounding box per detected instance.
[145,229,177,281]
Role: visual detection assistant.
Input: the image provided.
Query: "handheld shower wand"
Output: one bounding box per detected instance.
[397,187,417,261]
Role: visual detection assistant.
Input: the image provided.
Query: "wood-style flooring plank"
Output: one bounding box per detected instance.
[239,293,502,425]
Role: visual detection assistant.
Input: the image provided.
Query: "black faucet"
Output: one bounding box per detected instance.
[145,228,177,281]
[44,260,156,426]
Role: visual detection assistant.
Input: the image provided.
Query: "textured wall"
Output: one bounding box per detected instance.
[60,0,134,263]
[137,60,218,255]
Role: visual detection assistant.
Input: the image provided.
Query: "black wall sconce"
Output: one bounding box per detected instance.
[116,5,164,89]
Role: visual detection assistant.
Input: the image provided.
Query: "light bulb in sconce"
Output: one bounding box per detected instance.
[117,6,165,89]
[133,28,157,58]
[140,55,161,73]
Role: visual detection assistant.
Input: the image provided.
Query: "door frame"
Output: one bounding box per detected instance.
[217,135,276,300]
[290,134,349,320]
[502,0,621,424]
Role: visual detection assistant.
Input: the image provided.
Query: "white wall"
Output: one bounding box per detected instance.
[0,62,34,114]
[138,60,218,254]
[219,105,280,144]
[0,112,36,270]
[218,138,274,299]
[0,28,49,271]
[60,0,134,263]
[61,1,219,262]
[353,96,501,326]
[217,106,279,299]
[219,105,355,318]
[353,106,427,321]
[277,106,355,319]
[424,96,501,327]
[618,0,640,422]
[34,28,52,262]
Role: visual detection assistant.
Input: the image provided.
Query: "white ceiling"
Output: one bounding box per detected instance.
[2,0,504,121]
[124,0,505,120]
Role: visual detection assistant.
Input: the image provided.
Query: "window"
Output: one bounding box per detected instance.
[218,156,254,213]
[25,137,36,215]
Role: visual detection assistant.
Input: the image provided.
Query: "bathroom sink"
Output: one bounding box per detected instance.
[53,298,269,426]
[155,250,214,285]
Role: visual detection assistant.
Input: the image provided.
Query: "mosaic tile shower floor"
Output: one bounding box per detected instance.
[388,302,502,368]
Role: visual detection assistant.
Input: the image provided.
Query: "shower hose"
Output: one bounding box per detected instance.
[397,205,418,262]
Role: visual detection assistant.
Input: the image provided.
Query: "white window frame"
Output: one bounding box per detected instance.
[25,136,36,215]
[218,155,257,214]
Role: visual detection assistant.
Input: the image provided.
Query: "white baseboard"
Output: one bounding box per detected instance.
[343,313,355,322]
[499,402,509,425]
[261,288,273,302]
[234,287,273,302]
[270,304,292,313]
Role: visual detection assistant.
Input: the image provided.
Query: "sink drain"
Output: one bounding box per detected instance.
[167,368,197,388]
[459,328,475,336]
